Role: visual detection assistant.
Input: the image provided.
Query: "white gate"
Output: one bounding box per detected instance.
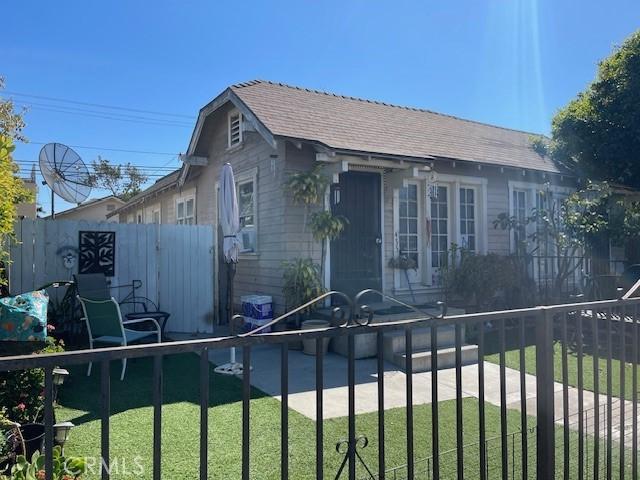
[7,219,216,334]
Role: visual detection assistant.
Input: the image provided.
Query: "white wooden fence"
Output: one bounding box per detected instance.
[8,219,216,334]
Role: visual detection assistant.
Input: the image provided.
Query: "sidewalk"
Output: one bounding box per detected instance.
[208,345,634,441]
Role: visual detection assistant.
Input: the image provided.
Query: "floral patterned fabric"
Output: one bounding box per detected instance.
[0,290,48,342]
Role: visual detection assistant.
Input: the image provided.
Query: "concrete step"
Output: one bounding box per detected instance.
[392,344,479,373]
[382,325,458,359]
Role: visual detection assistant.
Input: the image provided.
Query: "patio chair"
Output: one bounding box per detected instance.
[74,273,159,313]
[78,296,161,380]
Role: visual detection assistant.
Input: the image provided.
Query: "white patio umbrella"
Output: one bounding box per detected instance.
[214,163,244,375]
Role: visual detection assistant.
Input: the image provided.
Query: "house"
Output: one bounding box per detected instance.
[110,80,576,313]
[16,166,38,219]
[52,195,125,222]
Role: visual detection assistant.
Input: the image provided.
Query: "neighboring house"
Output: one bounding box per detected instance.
[52,195,125,222]
[111,80,577,312]
[109,170,181,225]
[16,166,38,219]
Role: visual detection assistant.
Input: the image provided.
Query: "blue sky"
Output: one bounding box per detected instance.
[4,0,640,214]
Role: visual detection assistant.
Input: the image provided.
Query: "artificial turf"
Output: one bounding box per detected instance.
[486,342,638,402]
[56,352,628,479]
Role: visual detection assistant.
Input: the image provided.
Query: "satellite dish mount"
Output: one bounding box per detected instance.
[38,143,91,219]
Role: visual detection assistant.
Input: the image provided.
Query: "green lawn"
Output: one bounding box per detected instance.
[486,341,638,402]
[57,353,629,479]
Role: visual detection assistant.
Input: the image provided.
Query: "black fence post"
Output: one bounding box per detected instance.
[536,307,555,479]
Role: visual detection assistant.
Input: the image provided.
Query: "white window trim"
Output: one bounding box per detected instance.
[227,110,243,149]
[425,184,452,288]
[391,173,488,289]
[235,167,258,256]
[507,181,573,253]
[393,181,423,289]
[176,194,196,225]
[434,173,488,254]
[151,206,161,225]
[425,173,488,286]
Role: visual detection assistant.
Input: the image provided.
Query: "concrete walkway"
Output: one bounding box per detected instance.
[208,345,634,441]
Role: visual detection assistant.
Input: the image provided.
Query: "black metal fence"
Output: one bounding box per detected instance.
[1,291,639,479]
[524,254,629,303]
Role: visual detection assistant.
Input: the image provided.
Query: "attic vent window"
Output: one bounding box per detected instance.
[228,111,243,148]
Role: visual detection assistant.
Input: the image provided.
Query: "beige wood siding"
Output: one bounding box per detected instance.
[193,104,286,309]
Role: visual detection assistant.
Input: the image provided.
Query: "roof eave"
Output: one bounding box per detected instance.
[180,87,278,187]
[280,136,567,176]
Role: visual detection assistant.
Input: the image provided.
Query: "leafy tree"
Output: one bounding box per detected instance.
[495,181,640,300]
[550,31,640,187]
[0,77,27,142]
[87,156,148,201]
[0,136,33,287]
[0,78,32,288]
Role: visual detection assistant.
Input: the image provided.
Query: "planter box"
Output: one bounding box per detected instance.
[331,331,377,359]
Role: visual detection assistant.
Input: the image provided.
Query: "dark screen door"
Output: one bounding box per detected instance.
[330,171,382,299]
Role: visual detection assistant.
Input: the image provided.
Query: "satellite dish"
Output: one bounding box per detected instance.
[39,143,91,218]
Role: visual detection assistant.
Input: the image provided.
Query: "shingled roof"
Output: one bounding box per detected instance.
[231,80,560,173]
[107,168,181,217]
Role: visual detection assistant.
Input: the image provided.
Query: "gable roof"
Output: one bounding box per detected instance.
[228,80,560,173]
[52,195,125,219]
[107,169,181,217]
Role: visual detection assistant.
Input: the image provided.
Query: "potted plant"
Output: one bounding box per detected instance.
[280,167,350,354]
[0,335,64,460]
[388,253,419,303]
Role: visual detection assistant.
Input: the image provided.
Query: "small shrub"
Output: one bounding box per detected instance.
[0,446,86,480]
[440,246,535,311]
[0,337,64,425]
[282,258,325,313]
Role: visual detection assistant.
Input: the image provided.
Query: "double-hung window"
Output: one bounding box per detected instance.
[176,197,195,225]
[236,173,257,253]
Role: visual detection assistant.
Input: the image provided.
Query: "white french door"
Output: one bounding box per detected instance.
[428,185,450,285]
[397,183,421,285]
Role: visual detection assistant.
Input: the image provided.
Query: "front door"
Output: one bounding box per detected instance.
[330,171,382,299]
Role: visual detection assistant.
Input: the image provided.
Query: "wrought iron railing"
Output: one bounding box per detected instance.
[523,254,629,303]
[1,291,639,479]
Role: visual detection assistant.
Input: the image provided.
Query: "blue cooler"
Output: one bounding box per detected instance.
[241,295,273,332]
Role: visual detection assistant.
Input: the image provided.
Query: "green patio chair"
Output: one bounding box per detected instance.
[78,296,161,380]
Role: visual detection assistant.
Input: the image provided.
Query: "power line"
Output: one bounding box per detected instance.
[14,159,179,172]
[14,161,180,178]
[15,100,194,125]
[26,141,180,156]
[13,102,193,128]
[3,90,195,119]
